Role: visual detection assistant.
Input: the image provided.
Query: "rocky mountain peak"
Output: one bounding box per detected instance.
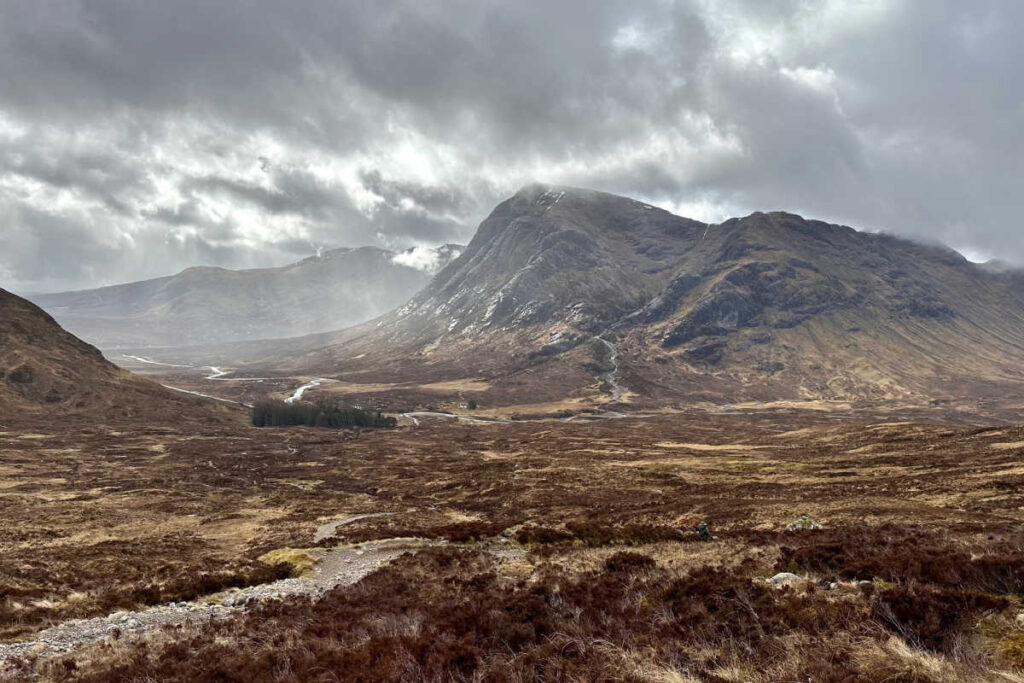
[394,185,706,335]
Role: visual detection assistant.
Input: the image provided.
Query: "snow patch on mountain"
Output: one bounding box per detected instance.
[392,245,464,274]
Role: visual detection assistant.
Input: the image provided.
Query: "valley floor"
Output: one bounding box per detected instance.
[2,409,1024,681]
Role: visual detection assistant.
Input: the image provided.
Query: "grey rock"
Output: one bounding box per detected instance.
[786,515,823,531]
[767,572,802,586]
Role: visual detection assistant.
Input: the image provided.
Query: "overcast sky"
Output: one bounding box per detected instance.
[0,0,1021,292]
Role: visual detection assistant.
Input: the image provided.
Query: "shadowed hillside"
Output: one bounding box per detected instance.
[0,288,232,423]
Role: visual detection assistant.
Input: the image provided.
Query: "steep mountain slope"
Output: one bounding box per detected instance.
[0,288,226,421]
[252,185,1024,409]
[28,244,463,349]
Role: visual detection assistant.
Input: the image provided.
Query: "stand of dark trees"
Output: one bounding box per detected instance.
[252,399,397,429]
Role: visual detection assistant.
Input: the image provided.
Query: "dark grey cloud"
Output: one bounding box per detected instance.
[0,0,1021,292]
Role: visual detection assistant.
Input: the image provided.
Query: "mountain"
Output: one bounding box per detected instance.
[27,244,463,350]
[244,184,1024,409]
[0,288,222,421]
[979,258,1022,275]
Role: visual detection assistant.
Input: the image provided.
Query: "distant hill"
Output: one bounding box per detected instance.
[27,244,463,349]
[0,288,224,422]
[239,185,1024,409]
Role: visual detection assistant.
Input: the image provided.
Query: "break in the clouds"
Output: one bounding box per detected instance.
[0,0,1021,292]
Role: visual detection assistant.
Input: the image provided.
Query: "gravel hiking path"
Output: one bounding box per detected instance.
[0,539,415,669]
[313,512,395,543]
[400,411,511,425]
[593,335,627,402]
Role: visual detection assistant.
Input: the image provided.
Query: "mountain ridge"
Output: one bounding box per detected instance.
[27,244,464,349]
[225,185,1024,411]
[114,185,1024,415]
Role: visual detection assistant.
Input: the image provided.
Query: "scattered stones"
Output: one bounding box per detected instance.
[786,515,823,531]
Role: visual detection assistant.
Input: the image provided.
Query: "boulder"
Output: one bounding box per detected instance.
[767,572,802,586]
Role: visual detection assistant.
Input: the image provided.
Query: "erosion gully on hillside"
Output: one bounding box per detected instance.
[4,408,1024,680]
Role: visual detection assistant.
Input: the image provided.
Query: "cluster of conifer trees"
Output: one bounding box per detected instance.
[251,399,397,429]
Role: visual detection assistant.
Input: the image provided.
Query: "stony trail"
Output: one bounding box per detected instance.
[401,411,510,425]
[313,513,395,543]
[0,541,410,668]
[0,504,528,670]
[594,335,627,402]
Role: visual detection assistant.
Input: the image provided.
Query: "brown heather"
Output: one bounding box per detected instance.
[6,280,1024,680]
[5,411,1024,680]
[25,544,1017,682]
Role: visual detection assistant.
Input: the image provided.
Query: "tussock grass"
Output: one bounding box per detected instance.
[257,548,321,577]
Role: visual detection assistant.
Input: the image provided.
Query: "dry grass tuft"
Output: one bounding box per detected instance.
[257,548,321,577]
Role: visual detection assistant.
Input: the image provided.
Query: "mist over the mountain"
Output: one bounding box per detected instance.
[28,244,462,349]
[0,288,226,421]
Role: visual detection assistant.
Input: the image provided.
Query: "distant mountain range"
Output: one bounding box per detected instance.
[27,244,463,349]
[225,184,1024,409]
